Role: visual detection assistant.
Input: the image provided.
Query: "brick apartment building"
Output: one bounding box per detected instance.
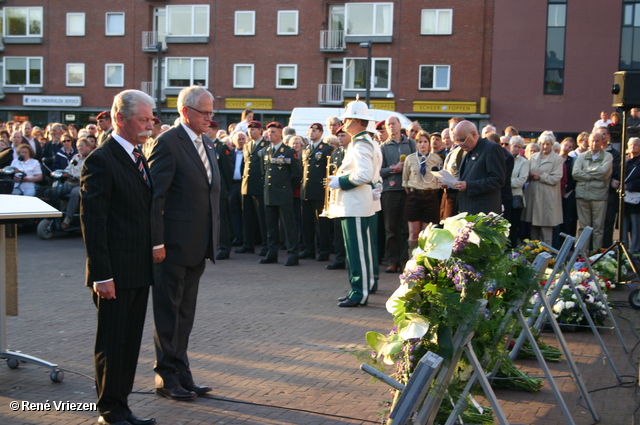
[0,0,492,133]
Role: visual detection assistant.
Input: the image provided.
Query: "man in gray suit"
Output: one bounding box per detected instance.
[453,121,505,215]
[147,86,221,401]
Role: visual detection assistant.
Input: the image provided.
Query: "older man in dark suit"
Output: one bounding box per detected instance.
[80,90,157,425]
[453,121,505,215]
[147,85,221,401]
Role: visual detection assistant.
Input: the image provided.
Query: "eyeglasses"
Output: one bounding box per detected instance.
[188,106,214,118]
[63,139,73,143]
[501,142,510,147]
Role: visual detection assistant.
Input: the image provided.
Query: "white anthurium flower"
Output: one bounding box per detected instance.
[418,225,455,261]
[441,213,481,245]
[398,314,430,340]
[386,284,410,314]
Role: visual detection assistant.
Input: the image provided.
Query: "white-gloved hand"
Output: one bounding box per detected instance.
[328,175,341,190]
[372,182,383,200]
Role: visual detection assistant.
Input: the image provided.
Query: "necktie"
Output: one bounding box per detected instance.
[419,154,426,177]
[132,150,149,186]
[196,136,212,183]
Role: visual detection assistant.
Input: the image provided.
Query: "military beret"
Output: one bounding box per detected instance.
[375,120,386,130]
[309,123,323,131]
[209,119,219,128]
[336,125,345,135]
[266,122,283,129]
[152,117,161,124]
[248,120,263,129]
[96,111,110,120]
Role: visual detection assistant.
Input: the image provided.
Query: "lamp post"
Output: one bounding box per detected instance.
[359,41,372,107]
[155,39,163,117]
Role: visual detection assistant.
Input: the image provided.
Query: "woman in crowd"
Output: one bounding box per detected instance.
[290,135,305,244]
[10,144,42,196]
[522,132,564,244]
[61,137,94,229]
[0,130,9,145]
[51,133,77,170]
[402,130,442,256]
[623,137,640,253]
[524,142,540,159]
[509,136,530,247]
[570,132,590,158]
[234,109,254,133]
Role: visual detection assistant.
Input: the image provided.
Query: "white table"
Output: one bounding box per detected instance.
[0,194,64,382]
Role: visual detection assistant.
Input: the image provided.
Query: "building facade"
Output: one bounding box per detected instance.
[0,0,492,132]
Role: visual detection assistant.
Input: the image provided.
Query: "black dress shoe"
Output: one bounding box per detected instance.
[182,382,212,396]
[259,247,269,256]
[284,258,299,266]
[127,414,157,425]
[326,261,346,270]
[299,251,315,259]
[97,418,132,425]
[155,385,197,401]
[231,238,243,246]
[385,264,398,273]
[259,257,277,264]
[216,252,230,260]
[316,255,330,261]
[235,246,254,254]
[338,298,365,307]
[338,294,350,302]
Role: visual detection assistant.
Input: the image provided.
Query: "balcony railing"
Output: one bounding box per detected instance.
[142,31,167,52]
[142,81,165,101]
[320,30,345,51]
[318,84,343,105]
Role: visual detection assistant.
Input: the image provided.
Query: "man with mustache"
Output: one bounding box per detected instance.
[146,85,221,401]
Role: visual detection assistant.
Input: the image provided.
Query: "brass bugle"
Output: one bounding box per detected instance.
[319,156,338,217]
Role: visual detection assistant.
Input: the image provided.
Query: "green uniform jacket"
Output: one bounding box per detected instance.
[263,143,302,206]
[301,141,334,201]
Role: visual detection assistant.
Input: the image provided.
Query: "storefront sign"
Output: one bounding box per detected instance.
[225,98,273,110]
[413,101,477,114]
[23,95,82,107]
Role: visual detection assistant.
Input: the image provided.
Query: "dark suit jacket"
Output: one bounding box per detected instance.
[213,138,234,198]
[22,136,43,160]
[80,136,154,289]
[263,143,302,206]
[301,141,334,201]
[242,137,269,196]
[147,124,221,267]
[457,137,505,215]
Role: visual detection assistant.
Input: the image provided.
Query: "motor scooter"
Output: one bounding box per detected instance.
[36,168,82,239]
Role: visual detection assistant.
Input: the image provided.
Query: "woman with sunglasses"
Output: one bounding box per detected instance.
[51,133,77,170]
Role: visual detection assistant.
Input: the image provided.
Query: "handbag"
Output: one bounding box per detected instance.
[625,191,640,204]
[512,195,525,209]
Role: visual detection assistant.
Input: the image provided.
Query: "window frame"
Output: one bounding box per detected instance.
[105,12,125,36]
[418,65,451,91]
[343,57,392,91]
[276,64,298,89]
[344,2,393,37]
[277,10,299,36]
[165,57,209,89]
[66,63,85,87]
[4,7,43,38]
[543,0,567,95]
[66,13,85,37]
[166,5,210,37]
[104,63,125,87]
[420,9,453,35]
[4,56,43,87]
[234,64,255,89]
[235,11,256,36]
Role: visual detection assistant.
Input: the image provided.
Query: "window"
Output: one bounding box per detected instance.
[235,11,255,36]
[66,63,85,87]
[621,1,640,70]
[344,58,391,91]
[166,5,209,37]
[544,0,566,94]
[4,57,42,87]
[278,10,298,35]
[66,13,85,36]
[419,65,450,90]
[166,58,208,88]
[4,7,43,37]
[421,9,452,35]
[105,12,125,36]
[345,3,392,36]
[105,63,124,87]
[234,64,254,88]
[276,64,297,89]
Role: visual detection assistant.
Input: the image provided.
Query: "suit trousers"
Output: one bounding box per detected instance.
[241,194,267,249]
[229,182,243,242]
[301,199,331,256]
[93,286,149,423]
[218,196,232,255]
[265,203,299,259]
[603,191,618,248]
[381,190,409,266]
[576,199,607,252]
[623,212,640,253]
[153,260,205,388]
[341,215,379,304]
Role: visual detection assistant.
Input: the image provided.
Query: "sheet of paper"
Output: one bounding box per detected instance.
[432,170,458,188]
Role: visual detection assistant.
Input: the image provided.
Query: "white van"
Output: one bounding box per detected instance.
[288,107,413,138]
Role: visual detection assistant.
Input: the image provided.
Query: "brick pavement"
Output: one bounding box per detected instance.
[1,230,639,425]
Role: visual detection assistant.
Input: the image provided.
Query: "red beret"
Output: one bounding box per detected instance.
[152,117,161,124]
[96,111,110,120]
[247,120,263,129]
[336,125,345,134]
[375,120,386,130]
[309,123,323,131]
[266,122,283,129]
[209,120,219,128]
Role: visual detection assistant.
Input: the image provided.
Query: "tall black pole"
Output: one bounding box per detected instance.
[616,109,629,283]
[155,41,163,117]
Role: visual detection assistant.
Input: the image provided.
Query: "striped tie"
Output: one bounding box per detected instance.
[196,136,212,183]
[132,150,149,186]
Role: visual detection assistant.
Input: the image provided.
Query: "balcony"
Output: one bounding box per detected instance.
[142,31,167,52]
[318,84,343,105]
[320,30,345,52]
[141,82,165,102]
